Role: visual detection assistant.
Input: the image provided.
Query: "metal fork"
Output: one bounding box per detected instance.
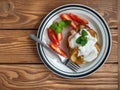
[29,34,80,72]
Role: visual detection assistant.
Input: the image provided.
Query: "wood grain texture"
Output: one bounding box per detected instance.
[118,0,120,89]
[0,0,119,90]
[0,0,117,29]
[0,29,118,63]
[0,64,118,90]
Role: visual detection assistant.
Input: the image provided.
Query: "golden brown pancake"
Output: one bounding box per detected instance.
[68,25,101,64]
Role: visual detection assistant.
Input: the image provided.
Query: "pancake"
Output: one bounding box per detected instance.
[68,25,101,64]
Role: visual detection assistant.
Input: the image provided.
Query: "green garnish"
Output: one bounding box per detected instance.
[76,30,88,46]
[50,20,71,34]
[58,20,71,27]
[82,30,88,36]
[76,36,88,46]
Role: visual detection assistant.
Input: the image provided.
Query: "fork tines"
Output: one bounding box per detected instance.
[65,59,80,72]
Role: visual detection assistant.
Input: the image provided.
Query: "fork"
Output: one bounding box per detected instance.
[29,34,80,72]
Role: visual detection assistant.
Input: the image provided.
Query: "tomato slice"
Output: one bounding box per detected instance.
[48,29,60,46]
[49,42,68,58]
[61,14,77,30]
[69,13,88,25]
[57,32,62,41]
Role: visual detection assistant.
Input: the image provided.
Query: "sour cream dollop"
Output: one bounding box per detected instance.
[68,29,98,62]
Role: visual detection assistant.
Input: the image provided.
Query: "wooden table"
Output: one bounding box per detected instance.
[0,0,119,90]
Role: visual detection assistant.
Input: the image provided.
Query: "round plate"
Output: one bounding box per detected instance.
[37,4,111,78]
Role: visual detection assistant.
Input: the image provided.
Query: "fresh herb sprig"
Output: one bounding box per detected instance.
[76,30,88,46]
[50,20,71,34]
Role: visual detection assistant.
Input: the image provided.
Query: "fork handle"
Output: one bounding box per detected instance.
[29,34,62,62]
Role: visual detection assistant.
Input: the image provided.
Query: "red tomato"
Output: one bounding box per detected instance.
[49,42,68,58]
[48,29,60,46]
[69,13,88,25]
[57,32,62,41]
[61,14,77,30]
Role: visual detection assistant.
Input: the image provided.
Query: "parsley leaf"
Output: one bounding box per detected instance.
[76,36,88,46]
[82,30,88,36]
[54,27,63,34]
[50,23,58,30]
[58,20,71,28]
[50,20,71,34]
[76,30,88,46]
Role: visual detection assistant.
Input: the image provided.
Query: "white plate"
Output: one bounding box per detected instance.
[37,4,112,78]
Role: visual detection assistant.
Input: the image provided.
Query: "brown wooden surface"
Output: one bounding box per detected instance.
[0,64,118,90]
[0,0,119,90]
[0,0,117,29]
[118,0,120,90]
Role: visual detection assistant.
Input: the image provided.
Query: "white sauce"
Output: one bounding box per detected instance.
[68,29,98,62]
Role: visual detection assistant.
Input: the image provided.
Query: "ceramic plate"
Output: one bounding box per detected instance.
[37,4,111,78]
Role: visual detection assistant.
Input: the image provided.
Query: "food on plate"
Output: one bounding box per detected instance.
[47,29,60,46]
[50,20,71,34]
[69,13,88,25]
[57,32,63,41]
[61,14,77,29]
[68,25,101,64]
[47,13,101,64]
[47,20,71,57]
[49,42,68,58]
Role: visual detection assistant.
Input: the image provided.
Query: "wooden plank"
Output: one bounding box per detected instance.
[0,64,118,90]
[118,0,120,90]
[0,29,118,63]
[0,0,117,29]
